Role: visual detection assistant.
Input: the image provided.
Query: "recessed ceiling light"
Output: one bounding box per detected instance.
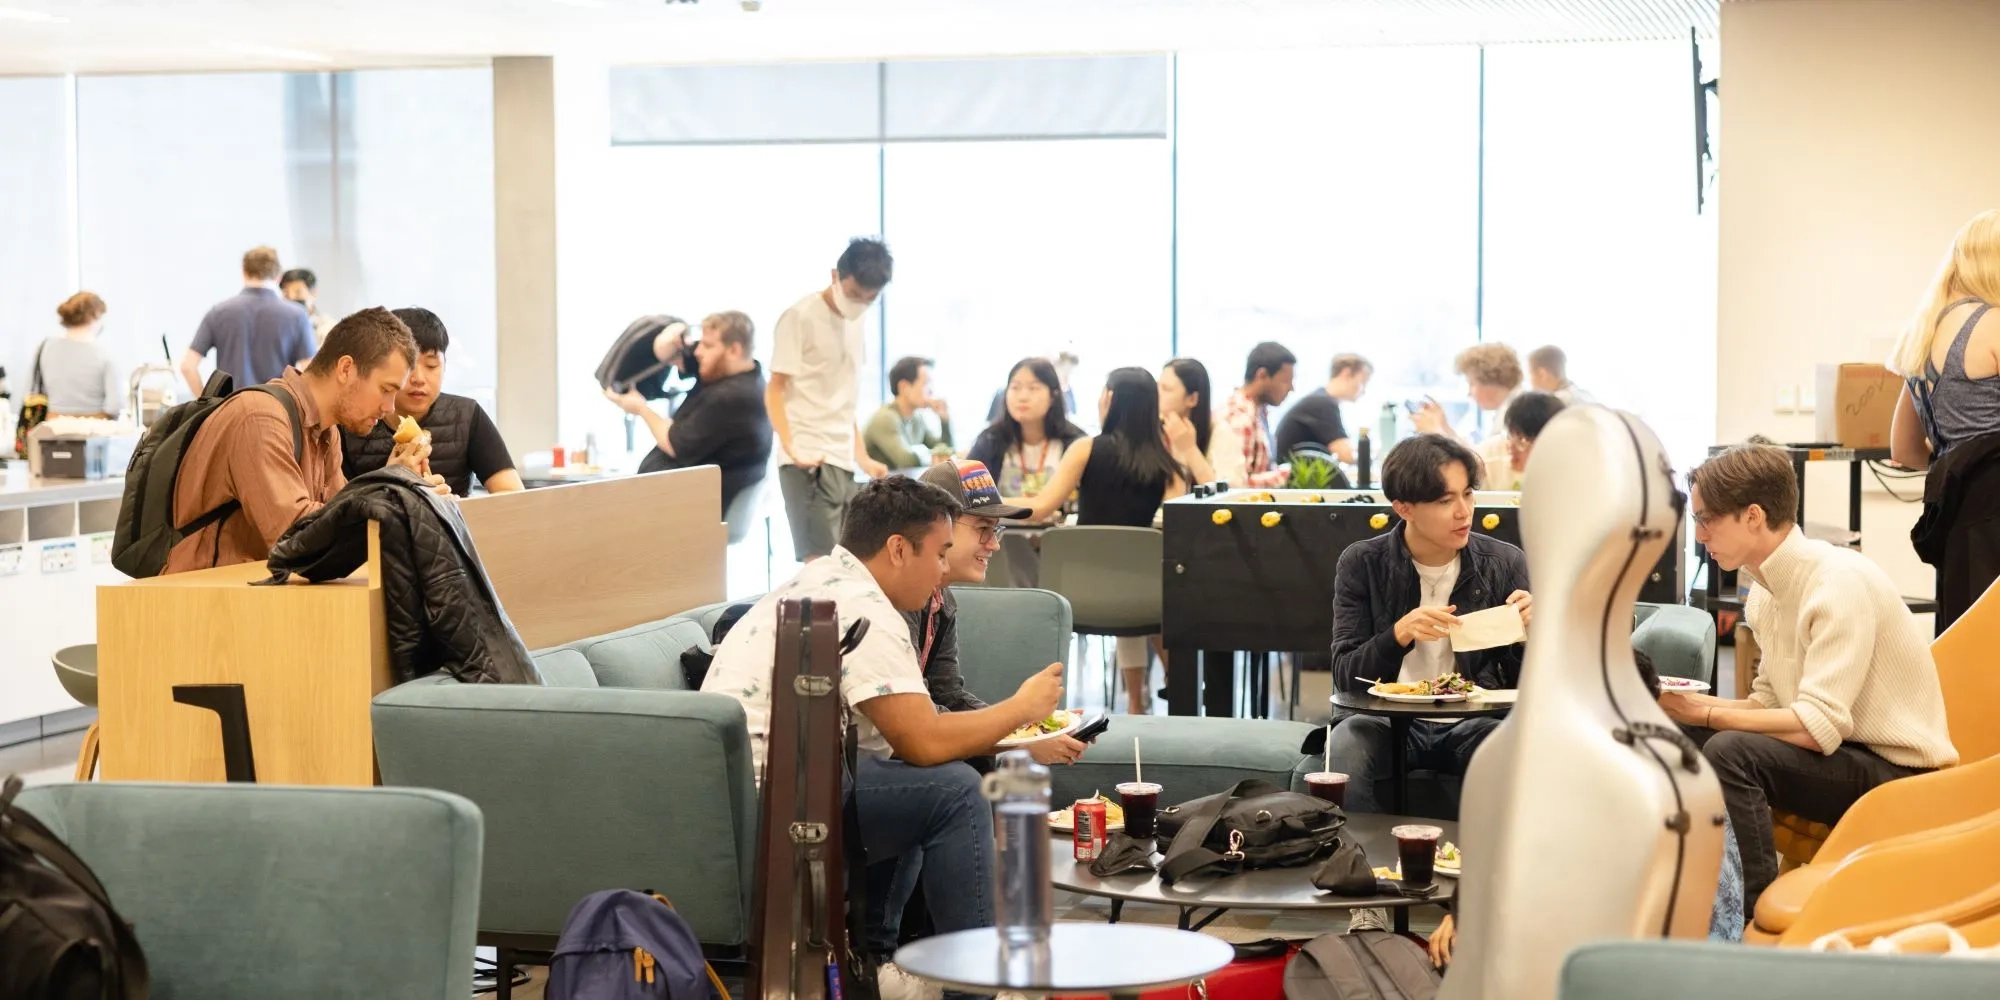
[0,5,66,22]
[210,40,335,64]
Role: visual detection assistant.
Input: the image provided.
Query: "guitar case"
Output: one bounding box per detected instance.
[749,598,879,1000]
[1439,406,1726,1000]
[594,314,690,399]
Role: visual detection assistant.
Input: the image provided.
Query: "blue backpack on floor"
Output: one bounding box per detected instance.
[547,890,727,1000]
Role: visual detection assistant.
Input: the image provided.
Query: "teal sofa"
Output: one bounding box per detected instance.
[1560,941,2000,1000]
[13,782,481,1000]
[370,586,1316,965]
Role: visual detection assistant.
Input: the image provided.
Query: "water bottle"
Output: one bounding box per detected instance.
[1377,403,1399,453]
[982,749,1053,953]
[1355,428,1373,489]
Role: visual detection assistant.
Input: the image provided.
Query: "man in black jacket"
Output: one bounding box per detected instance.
[605,310,773,518]
[1328,434,1532,817]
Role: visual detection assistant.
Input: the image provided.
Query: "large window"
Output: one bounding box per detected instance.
[881,138,1172,439]
[1175,47,1483,443]
[1482,42,1716,466]
[0,77,75,402]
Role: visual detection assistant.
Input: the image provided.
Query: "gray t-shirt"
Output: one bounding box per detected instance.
[33,336,125,417]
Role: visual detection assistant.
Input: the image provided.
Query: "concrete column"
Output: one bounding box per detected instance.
[491,55,609,461]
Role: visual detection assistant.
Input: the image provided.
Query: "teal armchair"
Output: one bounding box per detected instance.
[1561,941,2000,1000]
[12,782,481,1000]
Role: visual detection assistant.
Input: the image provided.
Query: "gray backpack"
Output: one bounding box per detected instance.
[1284,930,1440,1000]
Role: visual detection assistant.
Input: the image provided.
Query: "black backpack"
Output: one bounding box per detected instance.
[0,776,150,999]
[110,373,302,578]
[1284,931,1439,1000]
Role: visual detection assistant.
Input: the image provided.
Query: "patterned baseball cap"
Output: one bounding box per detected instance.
[918,460,1034,520]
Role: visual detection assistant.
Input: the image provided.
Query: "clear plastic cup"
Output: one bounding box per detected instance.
[1115,781,1163,839]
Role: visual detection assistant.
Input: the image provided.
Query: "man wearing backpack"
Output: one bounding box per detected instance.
[161,307,438,574]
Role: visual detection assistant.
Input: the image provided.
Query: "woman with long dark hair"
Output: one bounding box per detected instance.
[1159,357,1217,484]
[967,357,1088,511]
[1014,367,1198,712]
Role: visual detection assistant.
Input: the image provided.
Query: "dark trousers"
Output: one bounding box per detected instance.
[1684,727,1927,918]
[1327,713,1502,814]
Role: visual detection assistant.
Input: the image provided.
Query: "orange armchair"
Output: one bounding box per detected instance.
[1776,807,2000,946]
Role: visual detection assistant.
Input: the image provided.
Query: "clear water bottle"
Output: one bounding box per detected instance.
[1377,403,1399,454]
[982,749,1053,953]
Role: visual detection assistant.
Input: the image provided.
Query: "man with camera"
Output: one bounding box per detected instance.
[604,310,772,518]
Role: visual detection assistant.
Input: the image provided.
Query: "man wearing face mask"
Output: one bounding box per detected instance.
[766,238,895,562]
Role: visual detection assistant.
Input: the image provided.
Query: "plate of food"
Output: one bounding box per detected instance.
[1435,841,1462,877]
[1369,673,1481,703]
[1047,793,1126,833]
[1001,709,1082,747]
[1658,676,1712,693]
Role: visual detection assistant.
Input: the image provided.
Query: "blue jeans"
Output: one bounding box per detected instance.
[1327,713,1501,814]
[854,755,994,959]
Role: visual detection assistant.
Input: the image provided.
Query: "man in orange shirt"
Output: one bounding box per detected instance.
[164,307,440,574]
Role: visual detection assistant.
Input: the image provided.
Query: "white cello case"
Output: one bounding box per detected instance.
[1438,406,1726,1000]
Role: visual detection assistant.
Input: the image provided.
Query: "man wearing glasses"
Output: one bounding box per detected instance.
[910,460,1090,769]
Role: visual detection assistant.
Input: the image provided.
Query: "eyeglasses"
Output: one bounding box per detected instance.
[957,518,1009,544]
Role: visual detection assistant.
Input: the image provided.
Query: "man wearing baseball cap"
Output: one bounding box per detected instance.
[872,460,1089,965]
[907,460,1088,766]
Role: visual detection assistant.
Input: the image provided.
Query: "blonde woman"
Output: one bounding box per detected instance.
[1890,209,2000,633]
[34,292,125,419]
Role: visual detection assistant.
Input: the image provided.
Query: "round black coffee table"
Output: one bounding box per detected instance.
[1052,813,1457,935]
[895,923,1232,999]
[1330,690,1512,814]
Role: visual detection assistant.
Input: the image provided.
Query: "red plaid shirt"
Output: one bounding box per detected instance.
[1209,388,1289,488]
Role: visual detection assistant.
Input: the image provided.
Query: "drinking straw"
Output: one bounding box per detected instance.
[1324,723,1332,774]
[1134,738,1142,785]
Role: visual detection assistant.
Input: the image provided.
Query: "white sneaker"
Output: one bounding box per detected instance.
[875,962,944,1000]
[1348,907,1390,933]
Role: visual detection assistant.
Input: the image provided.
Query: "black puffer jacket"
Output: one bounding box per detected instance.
[1912,430,2000,634]
[1330,522,1531,694]
[264,466,541,685]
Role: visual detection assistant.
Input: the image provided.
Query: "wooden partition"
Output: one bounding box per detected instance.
[96,466,728,785]
[457,466,727,649]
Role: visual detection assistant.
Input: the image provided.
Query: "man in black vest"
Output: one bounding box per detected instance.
[341,307,523,496]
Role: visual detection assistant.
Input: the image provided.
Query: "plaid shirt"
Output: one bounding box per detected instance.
[1209,387,1289,488]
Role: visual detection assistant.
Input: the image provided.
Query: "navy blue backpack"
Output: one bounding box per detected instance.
[546,890,727,1000]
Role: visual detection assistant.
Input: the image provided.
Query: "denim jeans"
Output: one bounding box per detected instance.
[854,755,994,958]
[1683,727,1925,918]
[1326,713,1502,814]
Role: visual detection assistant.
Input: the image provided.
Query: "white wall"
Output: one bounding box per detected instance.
[1718,0,2000,600]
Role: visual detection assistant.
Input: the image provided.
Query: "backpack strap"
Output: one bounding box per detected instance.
[1355,930,1442,999]
[29,343,45,397]
[174,383,308,542]
[1159,778,1268,884]
[1286,933,1379,1000]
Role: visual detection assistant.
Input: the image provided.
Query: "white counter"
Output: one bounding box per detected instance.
[0,472,126,744]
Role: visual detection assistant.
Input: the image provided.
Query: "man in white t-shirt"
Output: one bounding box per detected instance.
[1327,433,1534,814]
[766,238,896,561]
[700,476,1065,971]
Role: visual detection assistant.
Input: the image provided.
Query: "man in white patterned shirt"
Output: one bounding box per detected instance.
[1209,341,1297,488]
[701,476,1065,980]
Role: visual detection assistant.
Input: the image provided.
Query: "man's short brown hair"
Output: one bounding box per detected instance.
[1527,345,1567,379]
[307,307,417,378]
[1331,353,1372,378]
[242,246,282,282]
[1453,343,1523,390]
[704,310,754,353]
[1689,444,1799,530]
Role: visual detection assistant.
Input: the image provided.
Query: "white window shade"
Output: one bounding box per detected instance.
[882,56,1169,141]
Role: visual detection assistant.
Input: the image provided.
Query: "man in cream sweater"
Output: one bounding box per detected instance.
[1663,444,1958,917]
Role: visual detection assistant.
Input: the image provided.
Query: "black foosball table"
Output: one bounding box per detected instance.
[1160,486,1682,717]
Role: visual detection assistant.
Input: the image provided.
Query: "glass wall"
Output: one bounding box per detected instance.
[1176,47,1482,439]
[6,69,496,414]
[0,77,76,409]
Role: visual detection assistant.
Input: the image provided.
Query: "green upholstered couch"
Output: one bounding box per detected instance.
[12,782,481,1000]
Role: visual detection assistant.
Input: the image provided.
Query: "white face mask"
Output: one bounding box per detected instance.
[831,282,871,321]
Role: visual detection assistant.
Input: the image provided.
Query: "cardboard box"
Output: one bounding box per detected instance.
[1815,363,1903,449]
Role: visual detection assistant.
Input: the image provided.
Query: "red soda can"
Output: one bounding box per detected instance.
[1072,799,1108,861]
